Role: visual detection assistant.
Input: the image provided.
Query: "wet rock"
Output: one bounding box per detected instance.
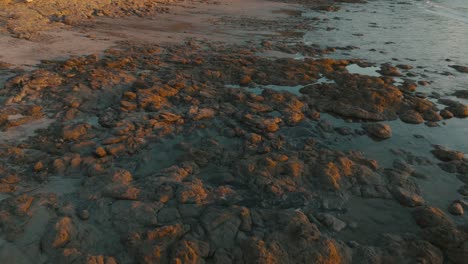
[392,186,424,207]
[378,63,402,76]
[77,209,90,220]
[425,121,439,127]
[458,185,468,196]
[362,123,392,139]
[423,110,442,122]
[335,126,353,135]
[316,213,347,232]
[400,110,424,124]
[173,239,210,263]
[102,184,140,200]
[189,107,216,121]
[450,65,468,73]
[448,202,464,216]
[62,123,90,141]
[201,207,242,249]
[157,207,181,223]
[418,80,430,86]
[447,103,468,118]
[440,109,454,119]
[454,90,468,99]
[440,99,468,118]
[240,75,252,86]
[33,161,44,172]
[42,217,76,249]
[396,64,413,70]
[94,147,107,158]
[401,81,417,92]
[431,146,464,162]
[412,206,468,264]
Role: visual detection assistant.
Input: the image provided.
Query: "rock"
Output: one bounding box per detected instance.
[44,217,75,249]
[95,147,107,158]
[316,213,347,232]
[190,107,216,121]
[446,104,468,118]
[425,121,439,127]
[440,99,468,118]
[418,80,430,86]
[201,207,242,249]
[458,185,468,196]
[157,207,181,223]
[448,202,464,216]
[112,169,133,184]
[378,63,402,76]
[33,162,43,172]
[454,90,468,99]
[440,109,454,119]
[397,64,413,70]
[431,146,464,162]
[400,110,424,124]
[240,75,252,86]
[62,123,90,141]
[446,240,468,264]
[401,81,417,92]
[423,110,442,122]
[335,126,353,135]
[449,65,468,73]
[362,123,392,139]
[77,209,90,220]
[392,186,424,207]
[412,206,454,229]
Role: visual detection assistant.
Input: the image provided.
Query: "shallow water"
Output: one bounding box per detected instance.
[304,0,468,95]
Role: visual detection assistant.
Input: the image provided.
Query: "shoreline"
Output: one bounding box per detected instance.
[0,0,467,263]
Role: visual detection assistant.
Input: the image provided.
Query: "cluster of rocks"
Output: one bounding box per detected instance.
[0,39,465,263]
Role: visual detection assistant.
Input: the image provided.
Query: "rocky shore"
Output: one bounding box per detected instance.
[0,0,467,263]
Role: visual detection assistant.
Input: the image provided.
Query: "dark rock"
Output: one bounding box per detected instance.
[431,146,464,162]
[449,65,468,73]
[448,202,464,216]
[440,109,454,119]
[400,110,424,124]
[392,186,424,207]
[362,123,392,139]
[316,213,347,232]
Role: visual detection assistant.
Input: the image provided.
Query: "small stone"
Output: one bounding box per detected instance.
[95,147,107,158]
[448,202,464,216]
[77,209,90,220]
[240,76,252,86]
[347,241,359,248]
[418,80,430,86]
[33,162,43,172]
